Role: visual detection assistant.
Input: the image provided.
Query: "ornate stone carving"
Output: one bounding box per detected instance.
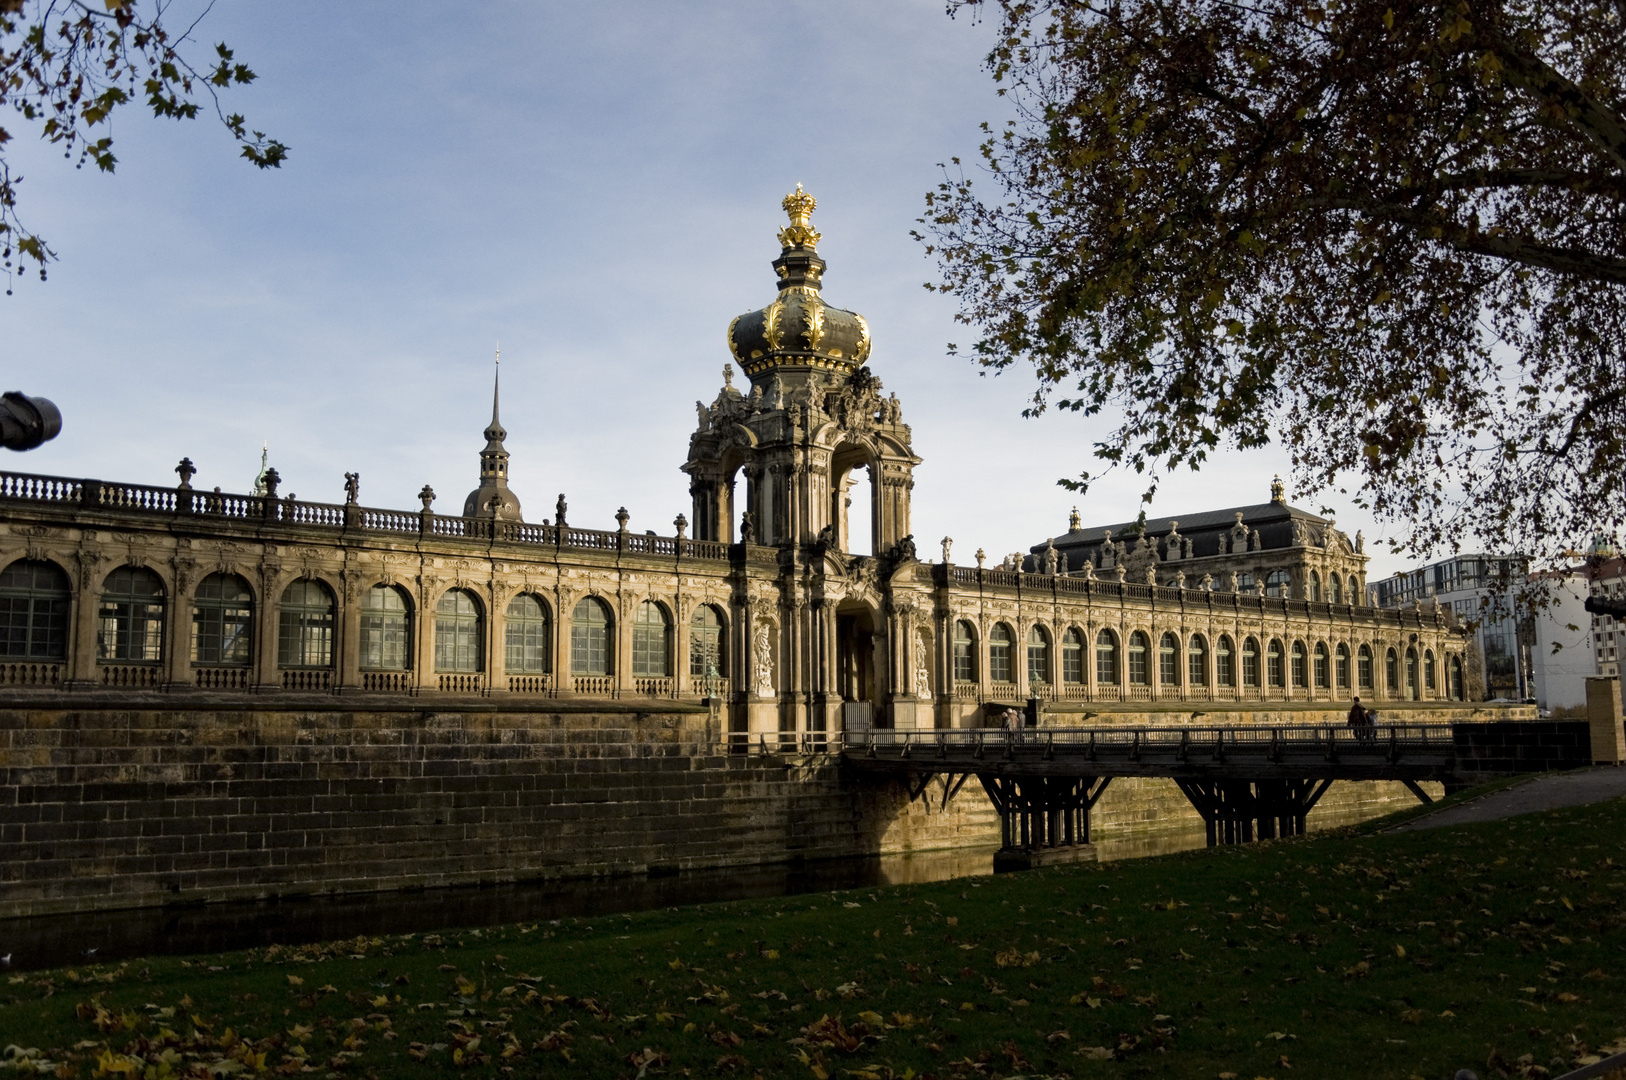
[914,629,931,696]
[752,619,776,697]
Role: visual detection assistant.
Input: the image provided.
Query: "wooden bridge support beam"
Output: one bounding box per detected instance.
[1174,778,1334,847]
[977,774,1112,854]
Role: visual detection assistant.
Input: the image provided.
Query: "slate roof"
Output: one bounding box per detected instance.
[1031,500,1335,562]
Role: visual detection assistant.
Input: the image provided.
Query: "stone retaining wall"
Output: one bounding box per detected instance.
[0,694,1532,920]
[0,696,999,919]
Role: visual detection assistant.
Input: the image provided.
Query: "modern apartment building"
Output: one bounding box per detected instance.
[1372,555,1527,700]
[1590,555,1624,678]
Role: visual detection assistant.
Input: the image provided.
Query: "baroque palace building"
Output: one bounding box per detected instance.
[0,189,1472,740]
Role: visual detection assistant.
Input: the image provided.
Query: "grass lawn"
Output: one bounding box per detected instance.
[2,790,1624,1080]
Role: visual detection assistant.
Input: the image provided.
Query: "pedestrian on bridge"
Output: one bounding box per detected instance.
[1347,696,1368,730]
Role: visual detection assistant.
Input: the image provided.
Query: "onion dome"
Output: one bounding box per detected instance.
[726,186,872,377]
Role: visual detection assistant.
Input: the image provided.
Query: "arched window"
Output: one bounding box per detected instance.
[1238,572,1256,593]
[1424,649,1437,693]
[1330,575,1344,605]
[989,624,1014,683]
[1188,633,1207,687]
[1290,640,1307,687]
[1309,570,1322,602]
[1335,643,1350,690]
[1128,631,1151,686]
[571,597,612,676]
[434,589,483,672]
[1385,648,1400,695]
[1159,632,1180,687]
[689,605,725,680]
[1096,629,1118,685]
[1358,644,1374,690]
[1026,625,1051,685]
[97,568,166,662]
[1449,655,1464,700]
[191,573,253,667]
[632,600,671,677]
[278,579,335,668]
[0,559,70,660]
[1313,642,1330,689]
[1267,638,1285,687]
[506,594,552,675]
[1215,635,1235,687]
[1265,570,1291,598]
[360,585,411,671]
[1405,647,1419,699]
[952,620,976,682]
[1349,575,1361,605]
[1061,628,1084,684]
[1241,636,1260,687]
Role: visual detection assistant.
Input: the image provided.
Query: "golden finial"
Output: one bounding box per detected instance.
[1068,506,1081,531]
[1270,474,1286,503]
[778,183,821,249]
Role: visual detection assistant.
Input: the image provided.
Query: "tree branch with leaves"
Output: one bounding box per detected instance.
[919,0,1626,586]
[0,0,285,287]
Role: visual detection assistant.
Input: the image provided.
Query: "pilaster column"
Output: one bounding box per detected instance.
[674,595,691,697]
[555,592,574,696]
[615,592,631,698]
[978,613,992,707]
[164,576,193,690]
[413,580,435,693]
[67,571,100,687]
[252,573,280,692]
[337,581,361,692]
[487,585,506,694]
[1013,616,1030,702]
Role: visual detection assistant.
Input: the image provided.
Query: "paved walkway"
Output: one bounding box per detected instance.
[1391,766,1626,832]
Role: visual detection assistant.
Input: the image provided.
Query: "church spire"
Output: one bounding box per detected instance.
[463,345,523,521]
[485,345,505,444]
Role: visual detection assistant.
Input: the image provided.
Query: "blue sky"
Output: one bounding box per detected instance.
[1,1,1408,577]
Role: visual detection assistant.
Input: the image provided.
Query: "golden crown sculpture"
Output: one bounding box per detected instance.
[777,183,821,249]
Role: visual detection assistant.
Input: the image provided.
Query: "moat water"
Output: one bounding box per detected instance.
[0,831,1209,973]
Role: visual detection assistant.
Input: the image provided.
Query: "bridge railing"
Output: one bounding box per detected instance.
[842,723,1456,757]
[723,730,832,755]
